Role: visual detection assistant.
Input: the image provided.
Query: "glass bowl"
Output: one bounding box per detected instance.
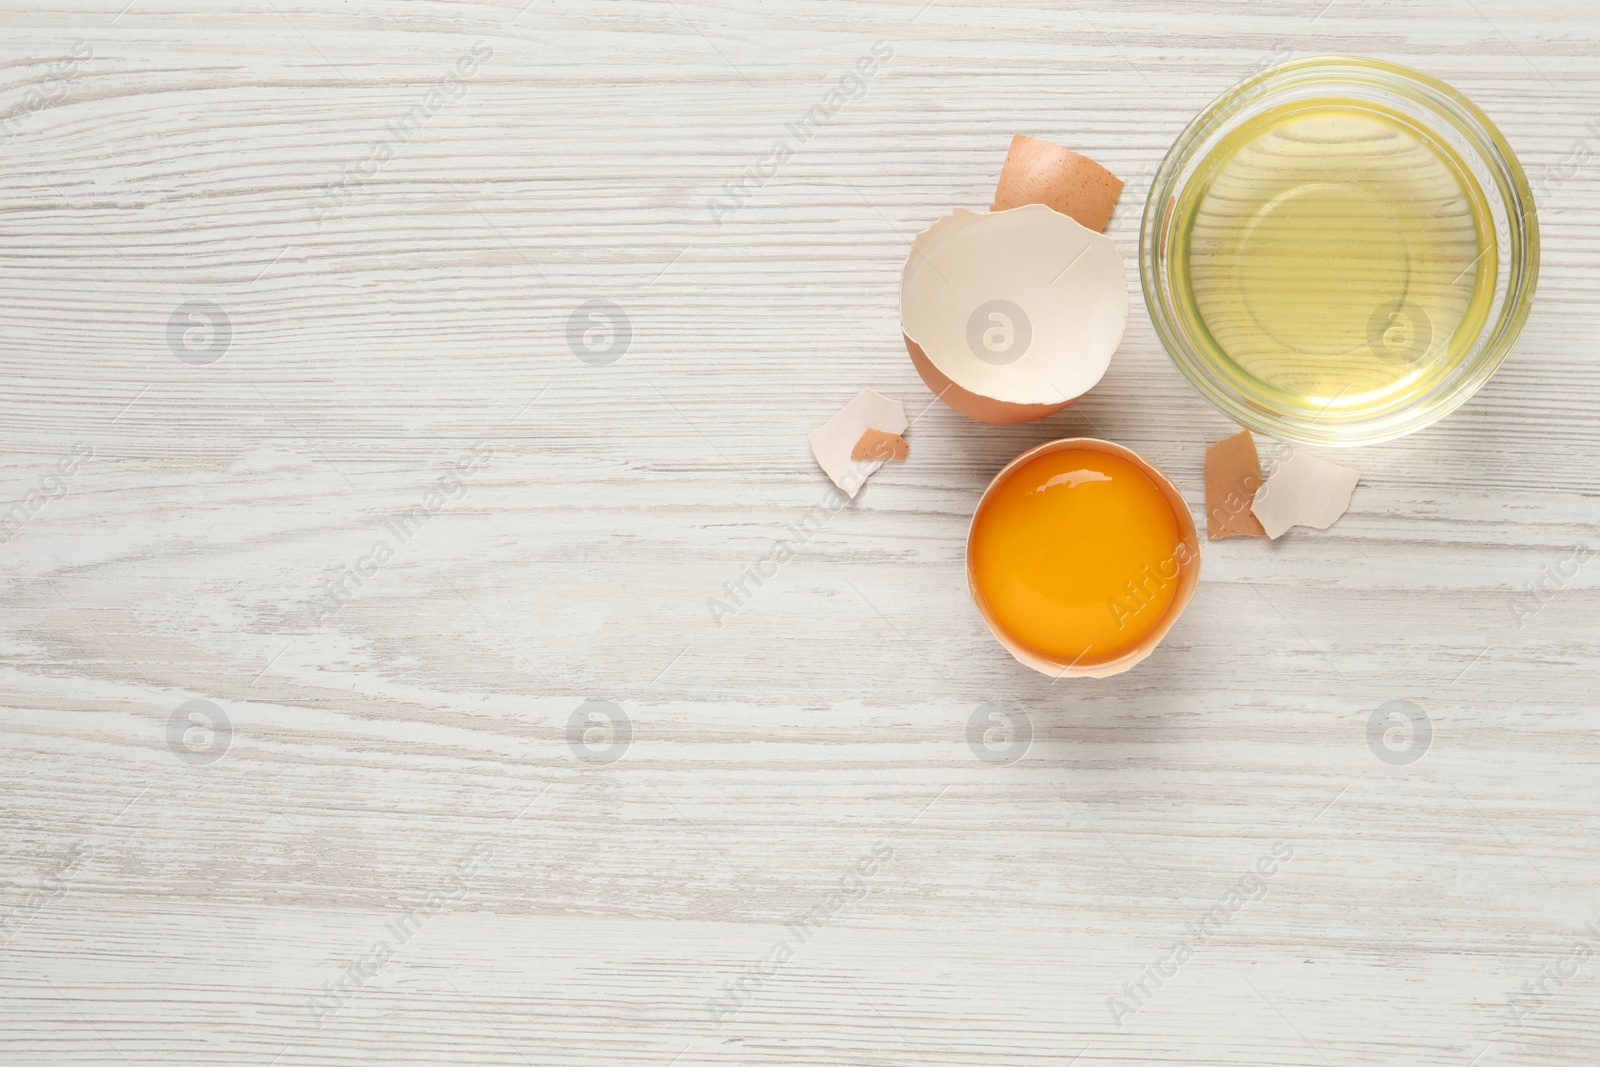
[1140,57,1539,446]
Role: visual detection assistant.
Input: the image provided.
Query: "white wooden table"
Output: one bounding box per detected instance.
[2,1,1597,1064]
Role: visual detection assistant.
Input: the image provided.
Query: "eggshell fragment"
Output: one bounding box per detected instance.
[809,388,908,499]
[1250,449,1361,539]
[851,428,908,462]
[1204,430,1268,539]
[901,205,1129,424]
[992,134,1124,233]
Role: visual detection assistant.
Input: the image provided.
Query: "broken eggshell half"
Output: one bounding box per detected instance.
[902,205,1129,424]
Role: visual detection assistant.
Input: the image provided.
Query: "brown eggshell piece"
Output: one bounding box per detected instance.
[1204,430,1268,539]
[809,388,908,499]
[851,428,908,462]
[992,134,1124,233]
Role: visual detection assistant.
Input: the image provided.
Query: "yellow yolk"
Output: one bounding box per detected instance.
[969,448,1188,665]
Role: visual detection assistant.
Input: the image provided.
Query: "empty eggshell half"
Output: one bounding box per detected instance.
[902,205,1129,424]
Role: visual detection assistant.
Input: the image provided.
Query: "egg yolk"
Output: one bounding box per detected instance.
[969,448,1189,665]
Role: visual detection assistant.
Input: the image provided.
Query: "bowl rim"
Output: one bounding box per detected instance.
[965,437,1200,678]
[1139,55,1542,447]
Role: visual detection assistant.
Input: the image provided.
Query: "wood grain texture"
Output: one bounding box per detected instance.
[2,1,1598,1064]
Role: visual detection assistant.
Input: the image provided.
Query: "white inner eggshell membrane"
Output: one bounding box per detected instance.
[902,205,1129,405]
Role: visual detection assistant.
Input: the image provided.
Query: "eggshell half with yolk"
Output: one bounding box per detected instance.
[967,437,1200,678]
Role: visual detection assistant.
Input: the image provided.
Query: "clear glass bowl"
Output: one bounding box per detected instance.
[1140,57,1539,446]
